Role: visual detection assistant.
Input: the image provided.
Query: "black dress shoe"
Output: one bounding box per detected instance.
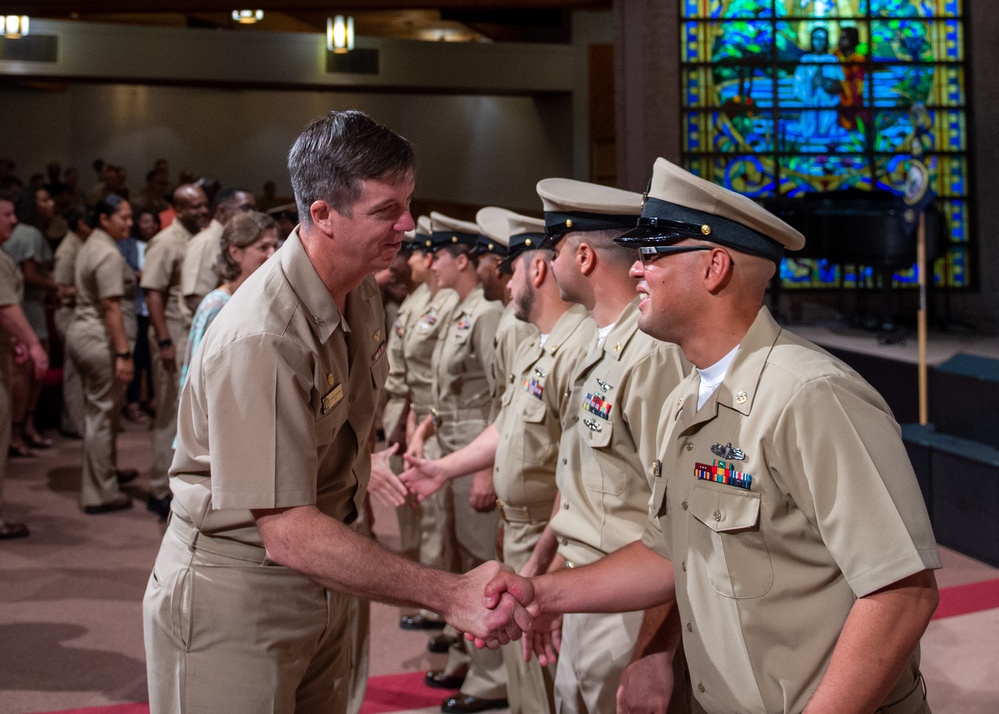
[424,670,465,690]
[428,633,460,653]
[83,494,132,514]
[441,695,509,713]
[0,522,29,539]
[116,469,140,485]
[400,613,446,630]
[147,494,172,521]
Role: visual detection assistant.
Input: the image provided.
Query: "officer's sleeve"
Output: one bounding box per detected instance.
[139,239,172,292]
[771,374,941,597]
[203,332,318,509]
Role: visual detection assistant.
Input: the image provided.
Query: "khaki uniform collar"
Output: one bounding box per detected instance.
[601,296,644,363]
[676,306,781,428]
[457,283,486,315]
[280,228,342,343]
[544,302,590,356]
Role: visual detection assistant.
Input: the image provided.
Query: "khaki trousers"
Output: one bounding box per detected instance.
[67,323,125,508]
[55,306,84,435]
[502,518,557,714]
[415,435,457,620]
[144,519,360,714]
[148,319,186,500]
[555,610,643,714]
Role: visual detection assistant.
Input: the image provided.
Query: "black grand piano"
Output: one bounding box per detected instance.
[761,189,947,335]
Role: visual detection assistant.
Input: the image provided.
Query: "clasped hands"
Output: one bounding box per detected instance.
[368,444,495,512]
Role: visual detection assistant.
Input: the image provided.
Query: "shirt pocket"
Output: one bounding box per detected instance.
[513,396,554,468]
[313,388,349,447]
[370,345,389,389]
[687,483,773,599]
[580,417,628,495]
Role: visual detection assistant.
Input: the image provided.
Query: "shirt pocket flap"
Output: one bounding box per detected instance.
[688,484,760,533]
[581,415,613,448]
[521,395,547,424]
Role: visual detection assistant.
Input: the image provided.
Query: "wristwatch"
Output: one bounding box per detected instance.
[115,351,132,359]
[158,338,173,349]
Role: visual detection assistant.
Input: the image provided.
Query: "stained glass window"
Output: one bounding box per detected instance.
[680,0,969,288]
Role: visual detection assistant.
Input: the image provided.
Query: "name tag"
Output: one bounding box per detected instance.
[322,383,344,414]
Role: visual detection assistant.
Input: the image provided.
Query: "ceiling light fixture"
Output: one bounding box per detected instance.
[3,15,29,39]
[327,15,355,54]
[231,10,264,24]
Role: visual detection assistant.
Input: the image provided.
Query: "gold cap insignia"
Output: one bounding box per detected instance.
[701,224,712,235]
[525,238,532,247]
[565,219,573,229]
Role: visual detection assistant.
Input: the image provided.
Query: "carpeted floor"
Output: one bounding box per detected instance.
[3,421,998,714]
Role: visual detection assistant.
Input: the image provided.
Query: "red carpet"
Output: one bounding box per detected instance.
[932,577,999,620]
[360,671,455,713]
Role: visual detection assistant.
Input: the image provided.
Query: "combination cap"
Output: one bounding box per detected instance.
[616,158,805,264]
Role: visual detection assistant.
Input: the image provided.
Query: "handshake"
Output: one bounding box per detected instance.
[442,559,562,666]
[368,443,499,512]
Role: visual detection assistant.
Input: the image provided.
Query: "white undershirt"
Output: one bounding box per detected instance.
[539,333,550,349]
[596,323,614,349]
[696,344,739,411]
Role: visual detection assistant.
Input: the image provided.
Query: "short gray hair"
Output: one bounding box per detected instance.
[288,110,416,225]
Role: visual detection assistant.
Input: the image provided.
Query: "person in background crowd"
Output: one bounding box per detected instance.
[119,208,159,425]
[4,186,59,456]
[53,209,92,438]
[65,194,139,515]
[179,211,278,389]
[0,190,49,539]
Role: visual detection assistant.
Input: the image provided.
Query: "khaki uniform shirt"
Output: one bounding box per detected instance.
[490,303,539,419]
[0,250,22,350]
[54,231,84,288]
[551,298,687,566]
[170,230,388,547]
[430,284,503,453]
[181,218,223,304]
[141,219,194,334]
[72,229,137,343]
[382,282,432,435]
[493,304,595,511]
[405,287,459,421]
[644,307,940,714]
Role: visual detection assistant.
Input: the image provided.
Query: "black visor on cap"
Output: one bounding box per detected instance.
[429,231,479,252]
[499,232,547,273]
[615,197,785,265]
[470,234,508,257]
[541,210,640,249]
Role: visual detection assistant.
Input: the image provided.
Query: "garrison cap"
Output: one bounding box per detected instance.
[429,211,479,252]
[616,158,805,264]
[477,206,547,274]
[536,178,643,248]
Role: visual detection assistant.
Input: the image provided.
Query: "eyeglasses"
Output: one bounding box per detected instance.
[638,244,712,267]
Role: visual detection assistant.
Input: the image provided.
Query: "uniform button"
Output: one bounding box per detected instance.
[698,682,705,694]
[685,442,693,451]
[681,501,688,510]
[682,561,686,572]
[562,458,567,465]
[713,510,721,521]
[561,538,568,546]
[348,395,356,404]
[563,502,569,510]
[573,416,579,422]
[686,622,693,633]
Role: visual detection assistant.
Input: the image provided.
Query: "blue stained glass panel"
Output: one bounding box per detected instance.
[869,20,962,62]
[870,0,961,18]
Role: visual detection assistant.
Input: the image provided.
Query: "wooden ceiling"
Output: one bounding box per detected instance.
[5,1,611,44]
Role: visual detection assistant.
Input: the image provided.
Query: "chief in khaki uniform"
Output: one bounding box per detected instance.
[408,212,508,713]
[403,208,596,714]
[142,111,531,714]
[53,214,90,437]
[486,158,941,714]
[515,179,688,714]
[66,195,138,513]
[0,191,48,540]
[470,208,540,421]
[141,183,211,519]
